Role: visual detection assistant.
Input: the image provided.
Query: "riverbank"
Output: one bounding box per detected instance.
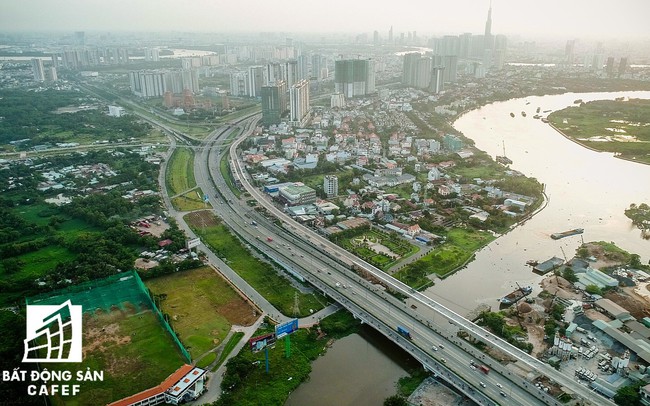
[547,99,650,166]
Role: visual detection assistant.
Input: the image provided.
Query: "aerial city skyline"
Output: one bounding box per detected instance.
[1,0,650,39]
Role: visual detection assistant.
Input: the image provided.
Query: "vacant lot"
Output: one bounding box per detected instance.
[146,266,257,359]
[49,306,185,406]
[171,187,212,211]
[185,210,326,317]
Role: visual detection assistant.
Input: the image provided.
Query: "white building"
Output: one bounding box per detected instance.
[229,71,249,97]
[31,58,45,81]
[324,175,339,198]
[108,106,126,117]
[289,79,310,127]
[330,93,345,108]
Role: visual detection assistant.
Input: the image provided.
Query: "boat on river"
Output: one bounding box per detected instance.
[499,285,533,306]
[550,228,584,240]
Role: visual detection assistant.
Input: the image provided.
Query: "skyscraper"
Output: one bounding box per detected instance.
[402,53,432,89]
[289,79,310,127]
[31,58,45,81]
[247,66,264,98]
[261,80,288,126]
[311,54,322,80]
[442,55,458,83]
[484,3,493,56]
[324,175,339,198]
[373,31,380,45]
[229,71,249,97]
[334,59,375,98]
[144,48,160,62]
[388,26,393,43]
[430,67,444,94]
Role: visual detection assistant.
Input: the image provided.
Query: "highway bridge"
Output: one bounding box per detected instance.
[189,116,613,406]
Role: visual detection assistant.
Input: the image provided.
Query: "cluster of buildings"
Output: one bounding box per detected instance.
[129,69,199,98]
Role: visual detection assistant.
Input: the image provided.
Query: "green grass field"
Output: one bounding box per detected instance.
[145,266,257,359]
[337,229,419,271]
[171,187,212,211]
[395,228,495,288]
[166,147,197,196]
[220,153,241,198]
[49,307,185,406]
[184,211,326,317]
[548,99,650,165]
[213,331,245,371]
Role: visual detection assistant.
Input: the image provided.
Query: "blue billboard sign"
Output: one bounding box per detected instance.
[275,318,299,339]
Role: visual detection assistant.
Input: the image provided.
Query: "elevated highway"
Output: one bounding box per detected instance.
[191,116,612,406]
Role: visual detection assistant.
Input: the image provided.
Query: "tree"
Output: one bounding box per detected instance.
[562,267,579,283]
[613,383,642,406]
[585,284,602,295]
[2,258,23,274]
[384,395,408,406]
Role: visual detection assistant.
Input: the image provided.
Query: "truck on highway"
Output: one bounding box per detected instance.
[478,365,490,374]
[251,221,257,226]
[396,326,412,340]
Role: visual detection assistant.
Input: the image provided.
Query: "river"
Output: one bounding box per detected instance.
[285,328,419,406]
[425,90,650,316]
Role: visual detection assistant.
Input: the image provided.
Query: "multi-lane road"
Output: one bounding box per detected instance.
[160,113,613,406]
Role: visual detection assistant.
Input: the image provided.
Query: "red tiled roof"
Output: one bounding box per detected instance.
[106,364,194,406]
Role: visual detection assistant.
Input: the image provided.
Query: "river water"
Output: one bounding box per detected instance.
[287,90,650,405]
[285,327,419,406]
[426,90,650,315]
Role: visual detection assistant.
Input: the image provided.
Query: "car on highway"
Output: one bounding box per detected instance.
[439,344,444,349]
[440,358,446,363]
[479,382,486,388]
[266,237,273,242]
[500,391,507,398]
[496,383,503,388]
[431,346,438,351]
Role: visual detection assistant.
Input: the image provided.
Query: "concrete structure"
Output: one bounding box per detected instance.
[230,71,249,97]
[31,58,45,81]
[129,71,166,98]
[334,59,375,98]
[144,48,160,62]
[279,184,317,206]
[108,106,126,117]
[261,80,288,126]
[330,93,345,108]
[107,365,206,406]
[247,66,264,98]
[289,79,310,127]
[323,175,339,198]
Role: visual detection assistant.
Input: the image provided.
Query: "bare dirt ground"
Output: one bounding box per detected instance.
[184,210,220,228]
[408,377,475,406]
[540,276,582,300]
[606,289,650,319]
[581,242,627,270]
[134,258,159,269]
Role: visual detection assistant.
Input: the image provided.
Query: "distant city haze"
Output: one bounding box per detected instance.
[1,0,649,39]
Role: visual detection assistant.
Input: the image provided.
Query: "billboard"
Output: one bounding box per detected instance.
[187,238,201,249]
[275,318,299,339]
[249,333,276,353]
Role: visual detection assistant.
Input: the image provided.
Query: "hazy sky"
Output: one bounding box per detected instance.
[1,0,649,39]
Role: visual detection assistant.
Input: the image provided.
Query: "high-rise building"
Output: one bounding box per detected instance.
[442,55,458,83]
[265,62,282,85]
[129,71,166,98]
[289,79,310,127]
[429,67,444,93]
[247,66,264,97]
[46,66,58,82]
[144,48,160,62]
[334,59,375,98]
[285,60,298,87]
[373,31,380,45]
[388,26,393,43]
[618,57,628,77]
[606,57,616,78]
[330,93,345,108]
[31,58,45,81]
[74,31,85,46]
[484,4,493,55]
[459,33,472,59]
[402,53,432,89]
[565,40,576,66]
[297,55,309,80]
[229,71,249,97]
[324,175,339,198]
[181,69,199,93]
[261,80,288,126]
[402,53,420,86]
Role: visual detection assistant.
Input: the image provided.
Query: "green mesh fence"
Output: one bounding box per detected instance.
[26,270,191,363]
